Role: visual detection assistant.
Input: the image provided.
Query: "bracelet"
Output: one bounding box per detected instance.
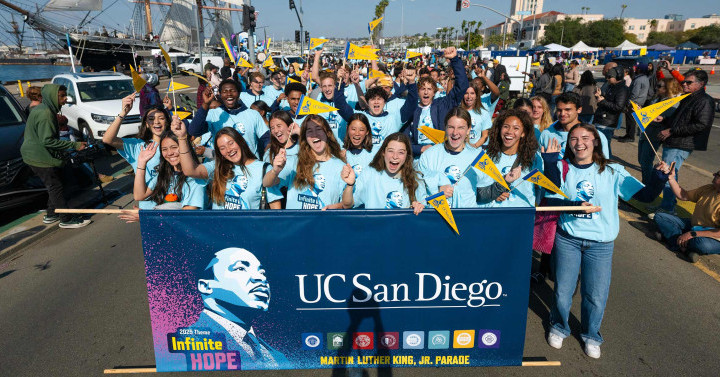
[137,166,146,170]
[117,114,125,119]
[346,182,355,187]
[178,137,187,140]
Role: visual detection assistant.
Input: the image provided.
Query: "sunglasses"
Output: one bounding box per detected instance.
[681,80,697,85]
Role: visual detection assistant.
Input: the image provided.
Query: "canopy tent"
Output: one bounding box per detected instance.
[529,45,548,51]
[543,43,570,52]
[608,40,646,51]
[648,43,673,51]
[569,41,599,52]
[676,41,700,49]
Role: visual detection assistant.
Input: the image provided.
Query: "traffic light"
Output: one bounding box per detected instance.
[289,0,295,10]
[295,30,300,43]
[305,31,310,44]
[242,5,256,31]
[456,0,462,11]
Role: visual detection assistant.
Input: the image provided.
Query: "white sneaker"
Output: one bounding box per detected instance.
[547,333,563,349]
[584,343,601,359]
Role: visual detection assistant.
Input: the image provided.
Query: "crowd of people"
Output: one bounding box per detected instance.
[20,44,718,360]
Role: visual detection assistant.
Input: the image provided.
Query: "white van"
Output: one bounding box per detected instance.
[177,55,225,74]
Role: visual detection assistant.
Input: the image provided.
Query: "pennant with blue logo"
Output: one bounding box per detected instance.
[426,192,459,234]
[521,169,568,199]
[295,95,339,117]
[468,150,509,191]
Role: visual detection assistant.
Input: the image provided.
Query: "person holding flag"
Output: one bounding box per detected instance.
[417,108,481,208]
[263,115,349,210]
[334,66,418,149]
[540,123,671,359]
[475,109,542,208]
[269,82,307,120]
[264,110,300,168]
[406,47,469,157]
[188,79,270,158]
[637,77,681,185]
[309,49,353,141]
[342,132,426,214]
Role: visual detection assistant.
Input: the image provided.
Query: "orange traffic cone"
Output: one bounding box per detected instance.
[711,66,716,75]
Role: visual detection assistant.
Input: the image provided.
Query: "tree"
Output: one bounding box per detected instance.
[647,31,685,46]
[649,19,658,32]
[584,19,626,47]
[623,33,639,44]
[371,0,389,41]
[487,32,515,47]
[686,24,720,46]
[540,18,584,46]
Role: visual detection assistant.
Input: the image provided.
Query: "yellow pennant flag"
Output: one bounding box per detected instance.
[174,111,191,120]
[181,70,209,84]
[368,69,386,79]
[221,37,236,65]
[292,62,301,73]
[344,42,378,61]
[158,44,172,73]
[265,37,271,53]
[418,126,445,144]
[236,57,253,68]
[426,192,459,234]
[309,38,329,50]
[285,76,301,85]
[368,17,384,33]
[263,56,275,68]
[630,93,689,132]
[295,94,338,117]
[167,81,189,92]
[468,150,509,190]
[522,169,569,199]
[405,50,423,60]
[129,65,146,92]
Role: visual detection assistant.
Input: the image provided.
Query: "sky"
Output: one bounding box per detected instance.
[1,0,718,47]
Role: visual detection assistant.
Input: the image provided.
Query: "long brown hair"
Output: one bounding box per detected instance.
[369,132,422,203]
[462,80,486,113]
[564,123,610,173]
[211,127,257,205]
[294,115,345,189]
[137,106,171,142]
[268,110,294,162]
[530,96,553,131]
[485,108,538,169]
[147,131,199,205]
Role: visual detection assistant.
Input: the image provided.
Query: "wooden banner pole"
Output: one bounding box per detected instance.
[58,207,598,215]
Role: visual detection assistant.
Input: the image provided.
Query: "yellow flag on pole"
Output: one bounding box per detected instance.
[468,150,509,190]
[630,93,689,132]
[181,70,209,84]
[405,50,423,60]
[426,192,459,234]
[368,69,386,79]
[263,56,275,68]
[129,65,146,92]
[285,76,301,85]
[167,81,189,92]
[173,111,191,120]
[295,94,339,117]
[221,37,236,65]
[344,42,379,61]
[521,169,569,199]
[236,57,253,68]
[418,126,445,144]
[368,17,384,33]
[309,38,329,50]
[158,44,172,73]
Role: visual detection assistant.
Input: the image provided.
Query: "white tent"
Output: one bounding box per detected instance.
[544,43,570,52]
[608,40,646,51]
[570,41,599,52]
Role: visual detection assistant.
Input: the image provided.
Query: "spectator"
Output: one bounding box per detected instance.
[593,66,629,157]
[549,63,565,114]
[564,60,579,92]
[655,69,715,214]
[572,70,598,124]
[653,168,720,262]
[220,59,232,80]
[536,64,553,108]
[19,84,91,228]
[25,86,43,117]
[139,73,161,117]
[638,78,681,185]
[618,63,651,143]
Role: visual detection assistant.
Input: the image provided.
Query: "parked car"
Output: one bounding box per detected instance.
[0,86,47,211]
[177,55,225,74]
[51,72,141,141]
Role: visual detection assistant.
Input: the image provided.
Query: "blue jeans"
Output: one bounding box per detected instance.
[653,212,720,254]
[550,230,614,346]
[660,148,691,212]
[578,114,594,124]
[638,138,656,185]
[595,125,615,158]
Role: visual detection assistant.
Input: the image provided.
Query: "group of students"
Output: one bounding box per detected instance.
[102,47,686,361]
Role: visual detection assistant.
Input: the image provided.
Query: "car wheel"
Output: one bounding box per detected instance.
[79,122,95,143]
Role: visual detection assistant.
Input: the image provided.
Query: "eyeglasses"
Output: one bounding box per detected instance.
[681,80,697,86]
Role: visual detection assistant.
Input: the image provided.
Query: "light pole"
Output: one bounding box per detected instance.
[620,4,627,19]
[466,3,514,50]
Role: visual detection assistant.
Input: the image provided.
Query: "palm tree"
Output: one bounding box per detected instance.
[649,19,658,32]
[620,4,628,19]
[448,26,455,46]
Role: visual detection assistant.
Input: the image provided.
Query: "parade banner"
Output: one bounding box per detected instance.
[140,209,534,372]
[309,38,329,50]
[629,94,689,132]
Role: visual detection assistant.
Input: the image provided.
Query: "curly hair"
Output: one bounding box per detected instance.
[369,132,422,203]
[210,127,257,205]
[294,115,345,189]
[485,108,538,169]
[146,131,199,205]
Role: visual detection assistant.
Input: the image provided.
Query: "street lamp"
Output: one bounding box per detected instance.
[391,0,415,50]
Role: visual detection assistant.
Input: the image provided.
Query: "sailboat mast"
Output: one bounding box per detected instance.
[144,0,153,36]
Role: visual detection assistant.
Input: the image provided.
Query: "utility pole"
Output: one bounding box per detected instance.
[143,0,152,36]
[194,0,203,67]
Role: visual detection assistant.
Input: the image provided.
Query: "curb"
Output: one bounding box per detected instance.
[0,174,134,261]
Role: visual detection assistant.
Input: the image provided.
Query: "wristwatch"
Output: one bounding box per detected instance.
[690,231,697,237]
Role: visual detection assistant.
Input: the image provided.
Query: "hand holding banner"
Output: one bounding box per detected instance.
[309,38,329,50]
[630,94,689,132]
[129,65,146,93]
[467,150,510,190]
[295,94,339,117]
[405,50,422,60]
[521,169,568,199]
[418,126,445,144]
[426,192,459,234]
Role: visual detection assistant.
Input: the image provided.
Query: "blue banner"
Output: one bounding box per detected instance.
[140,209,534,372]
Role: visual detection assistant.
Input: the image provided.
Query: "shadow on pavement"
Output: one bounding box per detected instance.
[0,225,45,252]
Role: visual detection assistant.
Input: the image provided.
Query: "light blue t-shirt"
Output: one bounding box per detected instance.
[538,124,610,159]
[344,80,366,109]
[417,106,435,146]
[317,98,346,142]
[385,97,405,114]
[417,143,480,208]
[203,160,282,210]
[551,162,644,242]
[205,107,268,156]
[533,124,542,141]
[280,157,347,209]
[263,85,283,103]
[469,93,498,146]
[434,82,446,99]
[353,166,427,209]
[357,110,403,147]
[345,148,375,178]
[139,174,207,210]
[119,138,160,183]
[476,152,543,208]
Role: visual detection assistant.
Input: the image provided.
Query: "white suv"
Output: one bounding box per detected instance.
[51,72,141,141]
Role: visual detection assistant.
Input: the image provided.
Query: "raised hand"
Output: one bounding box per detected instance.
[138,142,158,165]
[171,115,187,138]
[404,67,417,84]
[272,148,287,173]
[504,166,523,184]
[444,46,457,60]
[541,138,562,154]
[121,92,136,115]
[341,163,356,186]
[202,86,214,105]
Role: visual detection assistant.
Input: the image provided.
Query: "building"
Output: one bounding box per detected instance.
[624,14,720,42]
[481,11,603,48]
[510,0,544,17]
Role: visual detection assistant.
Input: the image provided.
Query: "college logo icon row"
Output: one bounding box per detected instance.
[302,330,501,350]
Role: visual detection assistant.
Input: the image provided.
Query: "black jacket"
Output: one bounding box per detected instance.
[594,82,628,128]
[661,89,715,151]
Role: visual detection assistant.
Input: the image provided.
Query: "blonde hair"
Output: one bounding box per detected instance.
[530,96,553,131]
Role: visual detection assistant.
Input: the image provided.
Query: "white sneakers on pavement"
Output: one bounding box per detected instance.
[547,333,563,349]
[584,343,601,359]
